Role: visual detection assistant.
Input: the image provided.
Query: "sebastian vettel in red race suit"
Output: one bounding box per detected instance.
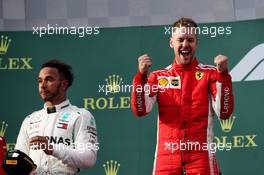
[131,18,234,175]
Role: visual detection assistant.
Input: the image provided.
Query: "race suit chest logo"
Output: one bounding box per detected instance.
[47,136,71,146]
[158,76,181,89]
[171,78,179,87]
[56,113,71,130]
[158,77,169,87]
[28,117,42,137]
[195,71,204,80]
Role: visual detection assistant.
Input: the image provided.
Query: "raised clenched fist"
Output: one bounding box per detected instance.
[138,54,153,75]
[214,55,228,73]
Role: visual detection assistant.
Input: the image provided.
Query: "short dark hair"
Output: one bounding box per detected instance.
[41,59,74,88]
[173,17,198,28]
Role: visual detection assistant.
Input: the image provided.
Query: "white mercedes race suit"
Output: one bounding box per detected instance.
[15,99,98,175]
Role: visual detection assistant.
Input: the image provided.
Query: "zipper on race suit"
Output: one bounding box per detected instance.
[181,122,187,175]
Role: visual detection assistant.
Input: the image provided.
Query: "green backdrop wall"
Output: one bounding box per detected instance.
[0,18,263,174]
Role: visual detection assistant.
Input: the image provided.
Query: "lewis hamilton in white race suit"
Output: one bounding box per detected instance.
[15,60,98,174]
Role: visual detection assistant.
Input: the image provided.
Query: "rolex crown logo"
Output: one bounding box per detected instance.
[0,121,8,137]
[0,35,12,55]
[103,160,120,175]
[219,115,236,133]
[105,74,123,93]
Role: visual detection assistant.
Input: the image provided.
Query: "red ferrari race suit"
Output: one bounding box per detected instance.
[131,58,234,175]
[0,136,7,174]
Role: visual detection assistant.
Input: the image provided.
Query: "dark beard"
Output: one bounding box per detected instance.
[41,82,62,102]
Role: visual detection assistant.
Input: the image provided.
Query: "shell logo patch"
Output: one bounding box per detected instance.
[195,71,204,80]
[158,77,169,87]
